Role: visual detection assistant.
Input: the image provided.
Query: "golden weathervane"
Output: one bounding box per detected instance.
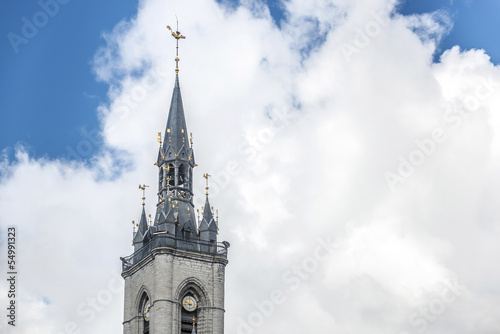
[166,19,186,74]
[138,184,149,206]
[203,173,211,196]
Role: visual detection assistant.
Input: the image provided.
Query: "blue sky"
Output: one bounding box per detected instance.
[0,0,499,162]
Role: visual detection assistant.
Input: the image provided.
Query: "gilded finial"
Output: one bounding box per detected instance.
[192,316,196,327]
[148,214,152,226]
[132,220,135,233]
[166,18,186,74]
[190,133,193,148]
[203,173,211,196]
[157,132,162,147]
[139,184,149,206]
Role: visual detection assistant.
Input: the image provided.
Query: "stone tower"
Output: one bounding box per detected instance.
[120,66,229,333]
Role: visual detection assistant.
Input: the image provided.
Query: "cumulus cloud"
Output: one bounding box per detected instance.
[1,0,500,333]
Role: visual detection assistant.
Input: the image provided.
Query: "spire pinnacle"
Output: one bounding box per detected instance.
[166,18,186,74]
[138,184,149,206]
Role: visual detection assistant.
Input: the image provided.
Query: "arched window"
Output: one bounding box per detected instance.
[167,163,175,187]
[139,292,150,334]
[178,164,187,187]
[158,167,163,190]
[188,168,193,191]
[180,292,198,333]
[182,226,192,240]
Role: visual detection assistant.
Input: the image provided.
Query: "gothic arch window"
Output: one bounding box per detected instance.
[158,167,163,190]
[182,226,192,240]
[180,292,198,333]
[139,292,150,334]
[188,168,193,191]
[178,163,187,187]
[176,279,210,334]
[166,163,175,187]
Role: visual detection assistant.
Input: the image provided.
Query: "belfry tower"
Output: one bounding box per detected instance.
[120,26,229,334]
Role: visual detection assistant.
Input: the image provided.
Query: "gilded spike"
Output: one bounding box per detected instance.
[203,173,211,195]
[166,20,186,74]
[138,184,149,206]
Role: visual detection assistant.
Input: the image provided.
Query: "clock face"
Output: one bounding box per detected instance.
[143,300,151,321]
[182,295,197,312]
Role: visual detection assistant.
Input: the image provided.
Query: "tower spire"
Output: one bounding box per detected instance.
[153,26,196,240]
[166,18,185,74]
[199,174,218,243]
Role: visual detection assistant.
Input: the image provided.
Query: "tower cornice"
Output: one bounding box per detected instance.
[121,245,229,278]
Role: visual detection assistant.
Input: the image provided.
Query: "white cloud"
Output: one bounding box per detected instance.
[1,0,500,333]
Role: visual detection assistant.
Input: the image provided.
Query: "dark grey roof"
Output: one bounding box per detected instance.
[133,206,149,243]
[138,206,148,235]
[199,195,217,232]
[162,75,191,157]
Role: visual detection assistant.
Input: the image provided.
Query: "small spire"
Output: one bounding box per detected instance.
[199,193,218,237]
[192,316,197,334]
[133,207,149,249]
[138,184,149,206]
[166,18,186,74]
[138,206,148,235]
